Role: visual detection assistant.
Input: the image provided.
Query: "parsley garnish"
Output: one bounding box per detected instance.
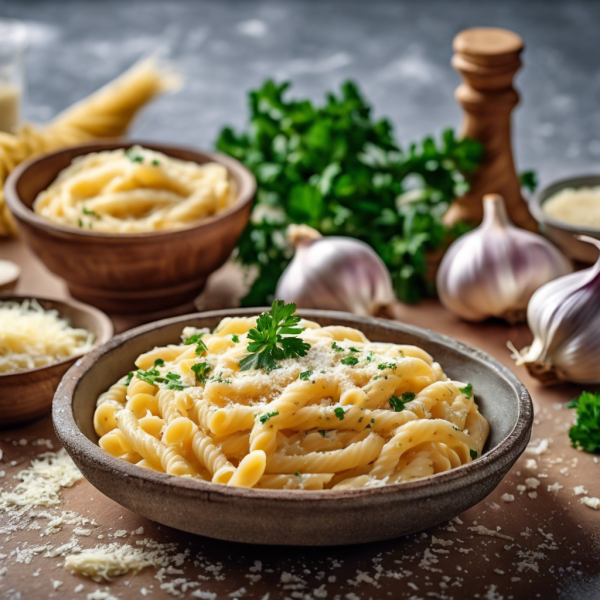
[154,358,165,367]
[349,347,360,353]
[459,383,473,399]
[332,342,343,352]
[389,392,415,412]
[135,367,189,390]
[341,356,359,366]
[191,362,211,383]
[295,471,301,477]
[211,372,231,384]
[126,148,144,163]
[378,362,397,370]
[259,411,279,425]
[366,351,374,362]
[152,159,160,166]
[232,334,240,343]
[78,219,83,228]
[300,370,313,381]
[567,391,600,453]
[469,449,478,460]
[319,430,327,438]
[334,407,345,420]
[82,206,101,219]
[124,371,134,385]
[184,333,208,356]
[239,300,310,372]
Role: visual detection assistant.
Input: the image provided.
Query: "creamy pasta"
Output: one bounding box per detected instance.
[33,145,236,233]
[0,299,94,374]
[94,308,489,490]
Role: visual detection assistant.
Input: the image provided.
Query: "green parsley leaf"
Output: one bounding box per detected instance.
[232,334,240,343]
[459,383,473,399]
[82,206,101,219]
[334,407,345,420]
[152,159,160,166]
[567,391,600,453]
[366,351,374,362]
[239,300,310,372]
[318,430,327,438]
[341,356,359,366]
[154,358,165,367]
[388,392,415,412]
[300,370,313,381]
[258,411,279,425]
[191,362,212,383]
[78,219,83,228]
[469,449,478,460]
[124,371,134,385]
[295,471,301,477]
[332,342,343,352]
[126,148,144,163]
[402,392,415,403]
[349,347,360,353]
[183,333,208,356]
[378,362,397,371]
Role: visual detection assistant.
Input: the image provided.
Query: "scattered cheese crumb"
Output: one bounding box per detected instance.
[526,438,549,455]
[501,493,515,503]
[574,486,588,496]
[52,579,63,589]
[547,482,563,493]
[528,492,538,499]
[525,478,540,489]
[468,526,513,540]
[524,459,537,470]
[580,497,600,510]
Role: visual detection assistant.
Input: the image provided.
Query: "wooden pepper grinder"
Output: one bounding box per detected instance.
[444,27,538,231]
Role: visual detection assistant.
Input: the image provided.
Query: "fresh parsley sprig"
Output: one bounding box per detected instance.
[239,300,310,372]
[567,391,600,453]
[184,333,208,356]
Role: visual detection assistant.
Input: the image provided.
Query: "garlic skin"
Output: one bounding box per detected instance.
[436,194,572,323]
[514,235,600,384]
[275,225,396,316]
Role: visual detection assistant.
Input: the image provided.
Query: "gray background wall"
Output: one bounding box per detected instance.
[2,0,599,185]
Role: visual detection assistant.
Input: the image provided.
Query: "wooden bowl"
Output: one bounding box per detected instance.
[53,309,533,546]
[4,140,256,313]
[1,295,113,427]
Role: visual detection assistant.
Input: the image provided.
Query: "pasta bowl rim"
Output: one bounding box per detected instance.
[0,293,114,380]
[4,139,257,241]
[54,308,533,502]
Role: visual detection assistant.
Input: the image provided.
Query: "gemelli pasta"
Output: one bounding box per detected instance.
[93,305,489,490]
[33,145,236,233]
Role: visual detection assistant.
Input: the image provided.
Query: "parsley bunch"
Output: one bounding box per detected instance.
[239,300,310,372]
[567,391,600,453]
[216,80,484,305]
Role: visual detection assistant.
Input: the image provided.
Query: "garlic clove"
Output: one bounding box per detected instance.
[437,194,572,323]
[275,225,396,316]
[514,235,600,384]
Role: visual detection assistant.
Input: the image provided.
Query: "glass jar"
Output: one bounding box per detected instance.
[0,19,27,133]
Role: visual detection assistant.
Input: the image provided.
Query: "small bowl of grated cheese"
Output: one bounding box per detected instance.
[0,295,113,426]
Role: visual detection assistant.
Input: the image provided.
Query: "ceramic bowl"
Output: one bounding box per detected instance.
[529,174,600,263]
[53,309,533,546]
[4,140,256,313]
[1,295,113,427]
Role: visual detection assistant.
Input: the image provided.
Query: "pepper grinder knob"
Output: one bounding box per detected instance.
[444,27,538,232]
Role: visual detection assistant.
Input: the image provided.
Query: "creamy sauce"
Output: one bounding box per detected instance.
[543,186,600,229]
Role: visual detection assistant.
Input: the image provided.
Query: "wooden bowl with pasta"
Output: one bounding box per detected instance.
[1,295,113,426]
[53,308,533,546]
[4,140,256,313]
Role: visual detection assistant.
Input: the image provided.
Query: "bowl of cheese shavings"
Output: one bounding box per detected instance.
[54,306,533,546]
[0,295,113,426]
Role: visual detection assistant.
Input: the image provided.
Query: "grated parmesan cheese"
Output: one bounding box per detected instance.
[580,496,600,510]
[0,449,82,509]
[0,298,94,374]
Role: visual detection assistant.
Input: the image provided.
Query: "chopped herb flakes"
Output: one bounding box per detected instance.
[377,362,397,370]
[152,159,160,166]
[459,383,473,398]
[332,342,343,352]
[231,334,240,343]
[341,356,359,366]
[184,333,208,356]
[389,392,414,412]
[154,358,165,367]
[300,370,313,381]
[82,206,101,219]
[319,430,327,438]
[191,362,212,383]
[258,411,279,425]
[334,407,345,420]
[469,449,478,460]
[295,471,301,477]
[239,300,310,372]
[349,347,360,353]
[135,366,189,390]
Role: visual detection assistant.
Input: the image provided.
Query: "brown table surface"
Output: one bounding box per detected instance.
[1,237,599,600]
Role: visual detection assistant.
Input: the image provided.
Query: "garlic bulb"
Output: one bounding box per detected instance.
[513,235,600,384]
[436,194,572,323]
[275,225,396,316]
